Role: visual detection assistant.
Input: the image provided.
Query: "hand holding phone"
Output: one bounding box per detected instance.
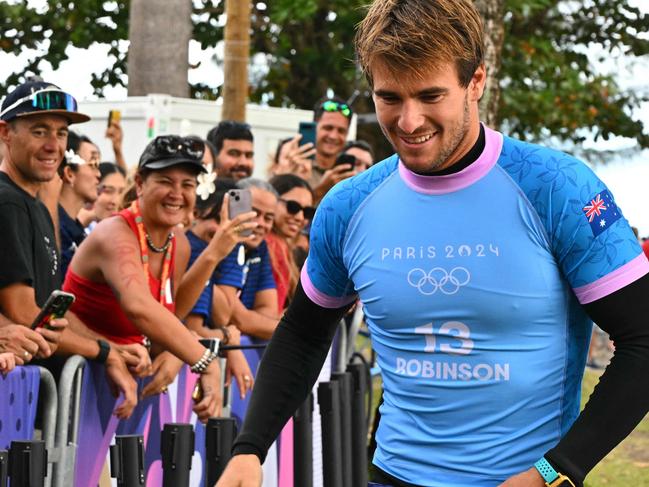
[228,189,253,237]
[31,290,75,330]
[298,121,317,159]
[334,153,356,168]
[107,109,121,128]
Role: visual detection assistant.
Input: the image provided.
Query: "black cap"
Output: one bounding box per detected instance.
[138,135,207,173]
[0,80,90,124]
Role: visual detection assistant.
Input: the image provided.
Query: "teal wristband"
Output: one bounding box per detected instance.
[534,457,559,484]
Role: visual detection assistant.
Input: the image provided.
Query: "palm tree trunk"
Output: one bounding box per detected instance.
[127,0,191,97]
[475,0,505,129]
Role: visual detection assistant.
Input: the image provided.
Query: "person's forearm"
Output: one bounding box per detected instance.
[116,293,207,365]
[114,150,127,171]
[230,301,279,340]
[56,327,102,358]
[175,246,227,320]
[546,274,649,484]
[232,283,349,461]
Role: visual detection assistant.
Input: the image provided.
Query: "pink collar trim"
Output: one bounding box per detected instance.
[398,125,503,195]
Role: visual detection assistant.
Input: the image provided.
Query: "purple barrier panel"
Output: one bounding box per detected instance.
[230,336,291,487]
[0,366,40,450]
[74,362,208,487]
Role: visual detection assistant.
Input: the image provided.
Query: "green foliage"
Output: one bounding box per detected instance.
[1,0,647,151]
[501,0,649,149]
[0,0,129,96]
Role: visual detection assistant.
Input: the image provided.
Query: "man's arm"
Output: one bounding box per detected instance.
[230,289,279,340]
[211,284,238,327]
[539,273,649,485]
[231,281,350,460]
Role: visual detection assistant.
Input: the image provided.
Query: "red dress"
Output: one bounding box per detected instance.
[63,208,176,345]
[265,232,291,311]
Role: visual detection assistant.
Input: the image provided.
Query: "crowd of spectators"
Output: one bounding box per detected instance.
[0,79,374,429]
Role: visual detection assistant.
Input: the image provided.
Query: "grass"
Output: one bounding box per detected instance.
[581,369,649,486]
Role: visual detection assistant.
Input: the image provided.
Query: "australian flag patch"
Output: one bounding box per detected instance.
[582,189,621,237]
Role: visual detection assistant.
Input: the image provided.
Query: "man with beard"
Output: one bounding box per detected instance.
[216,1,649,486]
[206,120,255,181]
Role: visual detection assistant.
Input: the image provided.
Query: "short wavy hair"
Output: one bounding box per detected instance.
[355,0,484,88]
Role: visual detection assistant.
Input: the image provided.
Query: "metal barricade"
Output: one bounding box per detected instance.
[51,355,87,487]
[37,366,58,487]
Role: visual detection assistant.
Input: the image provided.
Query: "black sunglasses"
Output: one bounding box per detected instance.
[280,199,315,220]
[153,135,204,159]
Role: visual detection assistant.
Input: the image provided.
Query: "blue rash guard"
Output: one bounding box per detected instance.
[301,125,649,486]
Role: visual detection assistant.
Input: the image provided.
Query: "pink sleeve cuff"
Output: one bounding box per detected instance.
[573,254,649,304]
[300,264,357,309]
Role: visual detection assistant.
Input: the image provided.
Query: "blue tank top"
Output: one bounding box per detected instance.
[302,126,648,486]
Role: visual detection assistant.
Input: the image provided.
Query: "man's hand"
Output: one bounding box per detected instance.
[104,348,138,419]
[194,360,222,423]
[105,120,123,154]
[36,317,68,356]
[215,454,262,487]
[0,323,52,362]
[116,342,152,377]
[141,351,183,398]
[273,134,315,180]
[313,163,356,203]
[498,467,546,487]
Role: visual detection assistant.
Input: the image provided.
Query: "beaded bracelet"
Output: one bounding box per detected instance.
[190,348,218,374]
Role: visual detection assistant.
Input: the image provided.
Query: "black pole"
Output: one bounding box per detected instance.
[8,440,47,487]
[110,435,145,486]
[0,450,8,487]
[293,393,313,487]
[347,362,368,487]
[161,423,194,487]
[331,372,353,487]
[317,381,343,487]
[204,417,237,487]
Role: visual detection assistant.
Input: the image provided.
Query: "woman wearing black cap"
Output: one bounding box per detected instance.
[61,135,256,421]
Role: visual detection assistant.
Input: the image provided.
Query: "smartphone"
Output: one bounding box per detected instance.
[298,121,317,159]
[31,290,75,330]
[334,153,356,168]
[107,109,121,128]
[228,189,253,236]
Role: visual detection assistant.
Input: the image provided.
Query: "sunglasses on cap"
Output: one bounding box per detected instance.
[280,199,316,220]
[155,135,204,158]
[321,100,351,118]
[0,88,78,119]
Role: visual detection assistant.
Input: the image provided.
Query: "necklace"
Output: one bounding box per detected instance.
[145,232,173,253]
[129,200,174,304]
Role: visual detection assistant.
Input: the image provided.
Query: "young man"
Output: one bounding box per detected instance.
[308,96,357,203]
[217,1,649,487]
[206,120,255,181]
[0,80,137,418]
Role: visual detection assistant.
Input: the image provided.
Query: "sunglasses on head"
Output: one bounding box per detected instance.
[321,100,351,118]
[152,135,204,160]
[0,88,78,119]
[280,199,316,220]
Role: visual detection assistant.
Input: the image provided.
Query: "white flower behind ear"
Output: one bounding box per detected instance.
[64,149,87,166]
[196,171,217,200]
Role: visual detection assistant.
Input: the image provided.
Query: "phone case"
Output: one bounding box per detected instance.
[298,121,317,159]
[228,189,253,237]
[31,290,75,329]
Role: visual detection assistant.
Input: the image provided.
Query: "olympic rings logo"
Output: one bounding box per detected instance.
[407,267,471,295]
